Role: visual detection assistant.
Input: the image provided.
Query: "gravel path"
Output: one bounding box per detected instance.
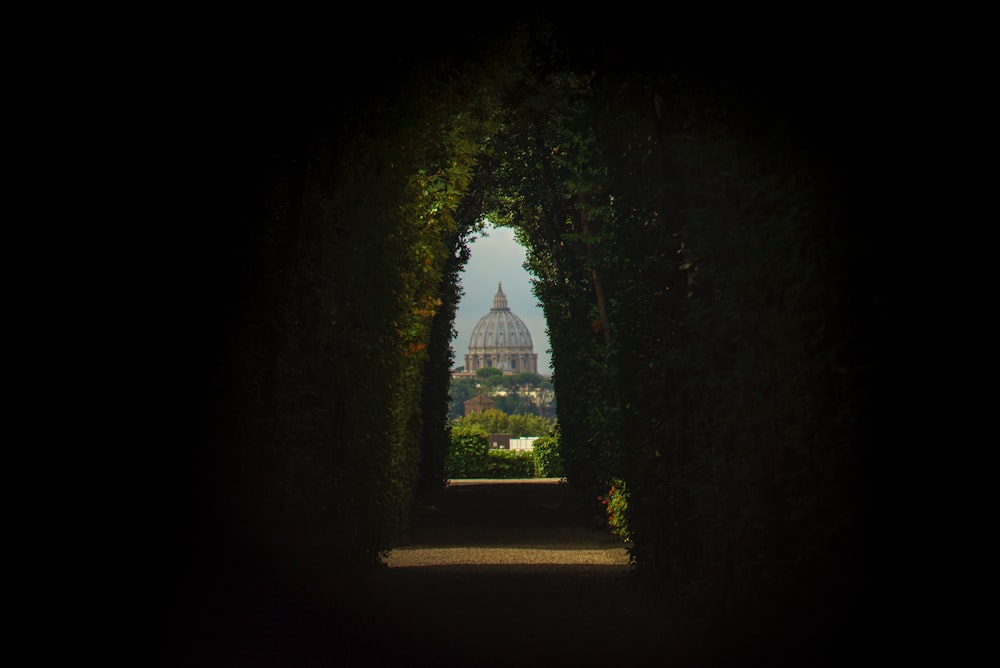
[365,478,679,665]
[138,478,683,666]
[387,478,630,568]
[131,478,878,666]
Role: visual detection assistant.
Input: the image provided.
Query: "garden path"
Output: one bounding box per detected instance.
[147,479,689,666]
[365,478,679,664]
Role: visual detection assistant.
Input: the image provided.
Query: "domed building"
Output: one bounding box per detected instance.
[465,282,538,374]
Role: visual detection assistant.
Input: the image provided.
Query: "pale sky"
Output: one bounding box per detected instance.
[452,223,553,375]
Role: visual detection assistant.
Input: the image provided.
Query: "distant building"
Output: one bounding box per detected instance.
[463,394,495,416]
[465,282,538,374]
[488,434,511,450]
[487,434,539,451]
[509,437,539,451]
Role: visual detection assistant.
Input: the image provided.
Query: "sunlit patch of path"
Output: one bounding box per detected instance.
[387,545,630,567]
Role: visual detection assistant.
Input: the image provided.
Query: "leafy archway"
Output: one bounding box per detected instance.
[151,17,892,661]
[475,51,891,649]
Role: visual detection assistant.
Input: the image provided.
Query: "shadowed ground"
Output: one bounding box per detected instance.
[135,479,834,666]
[374,479,677,664]
[139,479,684,666]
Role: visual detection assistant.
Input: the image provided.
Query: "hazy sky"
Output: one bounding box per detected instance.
[452,223,553,375]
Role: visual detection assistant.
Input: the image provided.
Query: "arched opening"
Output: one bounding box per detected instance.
[140,17,891,666]
[454,222,551,378]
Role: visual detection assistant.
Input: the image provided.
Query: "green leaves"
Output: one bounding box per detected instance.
[455,408,554,438]
[471,34,868,641]
[531,434,564,478]
[221,23,873,645]
[445,424,490,478]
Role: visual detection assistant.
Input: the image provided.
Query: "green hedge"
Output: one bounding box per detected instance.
[484,450,536,478]
[531,434,564,478]
[445,424,490,478]
[446,424,561,478]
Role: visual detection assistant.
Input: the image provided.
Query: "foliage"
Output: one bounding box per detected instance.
[598,479,630,542]
[444,423,540,479]
[472,26,886,649]
[484,450,536,478]
[447,376,480,419]
[444,423,490,478]
[448,365,555,418]
[512,371,545,387]
[454,408,553,437]
[192,21,887,656]
[531,433,564,478]
[204,37,515,583]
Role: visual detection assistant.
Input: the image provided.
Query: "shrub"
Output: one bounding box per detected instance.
[598,479,631,541]
[445,424,489,478]
[456,409,554,438]
[532,434,564,478]
[485,450,536,478]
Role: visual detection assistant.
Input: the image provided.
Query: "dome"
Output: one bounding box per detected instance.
[469,284,534,350]
[465,283,538,374]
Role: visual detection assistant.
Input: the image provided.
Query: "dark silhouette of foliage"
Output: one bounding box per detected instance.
[148,17,891,666]
[474,22,893,659]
